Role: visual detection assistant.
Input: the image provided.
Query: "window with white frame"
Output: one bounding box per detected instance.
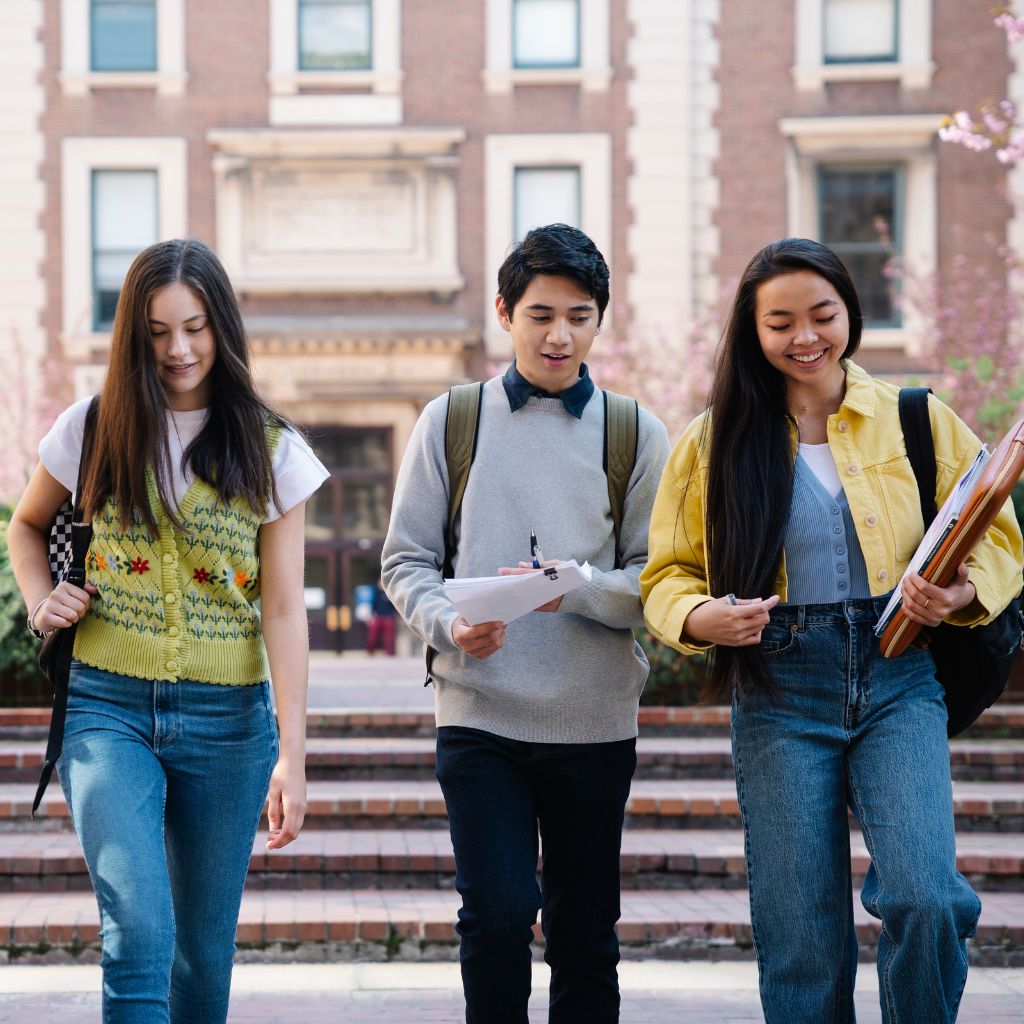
[91,0,157,71]
[61,0,186,94]
[62,137,187,354]
[513,0,580,69]
[819,165,902,327]
[824,0,897,63]
[298,0,372,71]
[91,170,159,330]
[778,114,940,350]
[484,0,610,93]
[267,0,401,124]
[514,167,581,239]
[792,0,932,90]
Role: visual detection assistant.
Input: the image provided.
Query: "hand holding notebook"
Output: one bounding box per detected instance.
[876,415,1024,657]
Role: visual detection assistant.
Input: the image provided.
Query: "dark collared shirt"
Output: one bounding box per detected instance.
[501,361,595,420]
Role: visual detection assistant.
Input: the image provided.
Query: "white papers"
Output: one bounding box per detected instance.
[443,560,592,625]
[874,446,989,635]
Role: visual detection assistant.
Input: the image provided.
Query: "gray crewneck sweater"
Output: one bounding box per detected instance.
[382,375,669,743]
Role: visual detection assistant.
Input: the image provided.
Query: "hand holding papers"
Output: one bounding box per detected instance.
[444,560,592,625]
[876,416,1024,657]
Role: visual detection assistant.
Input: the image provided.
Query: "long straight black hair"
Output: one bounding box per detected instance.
[702,238,863,700]
[81,237,287,533]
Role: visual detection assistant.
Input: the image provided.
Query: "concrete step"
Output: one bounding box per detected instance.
[3,735,1023,784]
[4,828,1023,894]
[2,887,1023,966]
[12,778,1024,832]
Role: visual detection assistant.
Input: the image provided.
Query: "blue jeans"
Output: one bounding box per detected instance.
[732,598,981,1024]
[435,726,637,1024]
[58,662,278,1024]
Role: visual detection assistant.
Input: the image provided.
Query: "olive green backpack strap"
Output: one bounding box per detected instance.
[443,382,484,577]
[603,390,639,569]
[425,381,483,685]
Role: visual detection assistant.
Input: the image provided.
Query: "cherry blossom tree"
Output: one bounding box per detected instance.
[0,328,67,507]
[939,8,1024,165]
[594,309,718,443]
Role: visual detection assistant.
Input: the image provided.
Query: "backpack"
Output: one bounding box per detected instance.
[424,382,639,682]
[898,387,1024,737]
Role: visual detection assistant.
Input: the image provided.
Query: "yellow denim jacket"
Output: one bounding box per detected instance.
[640,362,1024,654]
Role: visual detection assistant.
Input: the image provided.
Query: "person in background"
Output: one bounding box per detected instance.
[366,576,396,655]
[6,237,329,1024]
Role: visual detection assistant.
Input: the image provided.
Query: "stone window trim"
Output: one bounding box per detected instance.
[61,137,188,359]
[59,0,187,96]
[779,114,943,354]
[268,0,402,96]
[483,0,612,94]
[484,132,612,355]
[792,0,934,91]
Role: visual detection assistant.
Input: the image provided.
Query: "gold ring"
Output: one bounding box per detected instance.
[923,597,931,608]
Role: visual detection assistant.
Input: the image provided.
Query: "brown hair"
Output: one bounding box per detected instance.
[80,237,286,533]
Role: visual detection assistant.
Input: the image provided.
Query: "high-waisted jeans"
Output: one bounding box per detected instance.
[731,597,980,1024]
[58,662,278,1024]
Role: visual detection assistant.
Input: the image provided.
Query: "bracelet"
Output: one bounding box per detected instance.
[27,598,53,639]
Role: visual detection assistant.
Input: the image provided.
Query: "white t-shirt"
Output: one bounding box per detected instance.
[39,396,330,523]
[798,441,843,498]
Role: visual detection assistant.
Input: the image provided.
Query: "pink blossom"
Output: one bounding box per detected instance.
[994,12,1024,43]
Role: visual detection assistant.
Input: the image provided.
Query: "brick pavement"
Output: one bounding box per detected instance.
[4,888,1024,960]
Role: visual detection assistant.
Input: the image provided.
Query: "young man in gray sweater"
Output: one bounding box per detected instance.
[381,223,669,1024]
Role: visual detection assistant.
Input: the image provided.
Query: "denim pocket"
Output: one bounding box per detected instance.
[760,624,796,656]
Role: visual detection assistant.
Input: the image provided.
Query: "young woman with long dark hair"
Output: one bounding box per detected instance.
[7,237,328,1023]
[640,237,1023,1022]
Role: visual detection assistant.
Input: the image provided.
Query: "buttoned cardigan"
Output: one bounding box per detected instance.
[72,424,282,684]
[640,362,1024,655]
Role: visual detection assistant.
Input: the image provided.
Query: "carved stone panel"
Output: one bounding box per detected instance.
[209,129,465,296]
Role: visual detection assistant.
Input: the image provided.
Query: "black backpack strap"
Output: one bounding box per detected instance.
[897,387,938,524]
[603,390,639,569]
[32,396,99,817]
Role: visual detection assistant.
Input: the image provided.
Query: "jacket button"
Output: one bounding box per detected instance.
[837,420,849,432]
[168,626,179,638]
[165,593,177,605]
[865,514,878,526]
[162,552,174,564]
[846,463,860,475]
[877,569,889,581]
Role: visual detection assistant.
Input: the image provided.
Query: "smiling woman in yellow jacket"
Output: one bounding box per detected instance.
[640,238,1022,1024]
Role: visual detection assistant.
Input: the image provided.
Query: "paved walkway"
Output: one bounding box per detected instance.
[0,962,1022,1022]
[307,653,432,711]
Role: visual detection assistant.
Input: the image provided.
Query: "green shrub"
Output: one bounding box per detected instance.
[638,626,709,706]
[0,511,45,695]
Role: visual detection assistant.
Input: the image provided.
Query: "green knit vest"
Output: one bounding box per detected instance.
[74,424,282,685]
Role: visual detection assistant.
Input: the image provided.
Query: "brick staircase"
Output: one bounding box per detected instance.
[2,704,1024,965]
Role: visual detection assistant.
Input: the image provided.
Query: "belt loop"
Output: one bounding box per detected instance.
[796,605,805,632]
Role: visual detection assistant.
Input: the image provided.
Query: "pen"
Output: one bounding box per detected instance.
[726,593,738,605]
[530,529,544,569]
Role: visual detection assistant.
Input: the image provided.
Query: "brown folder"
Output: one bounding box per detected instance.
[878,416,1024,658]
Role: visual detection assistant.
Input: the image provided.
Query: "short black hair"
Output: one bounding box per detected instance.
[497,223,610,324]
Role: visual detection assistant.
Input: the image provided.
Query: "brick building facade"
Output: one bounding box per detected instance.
[1,0,1017,649]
